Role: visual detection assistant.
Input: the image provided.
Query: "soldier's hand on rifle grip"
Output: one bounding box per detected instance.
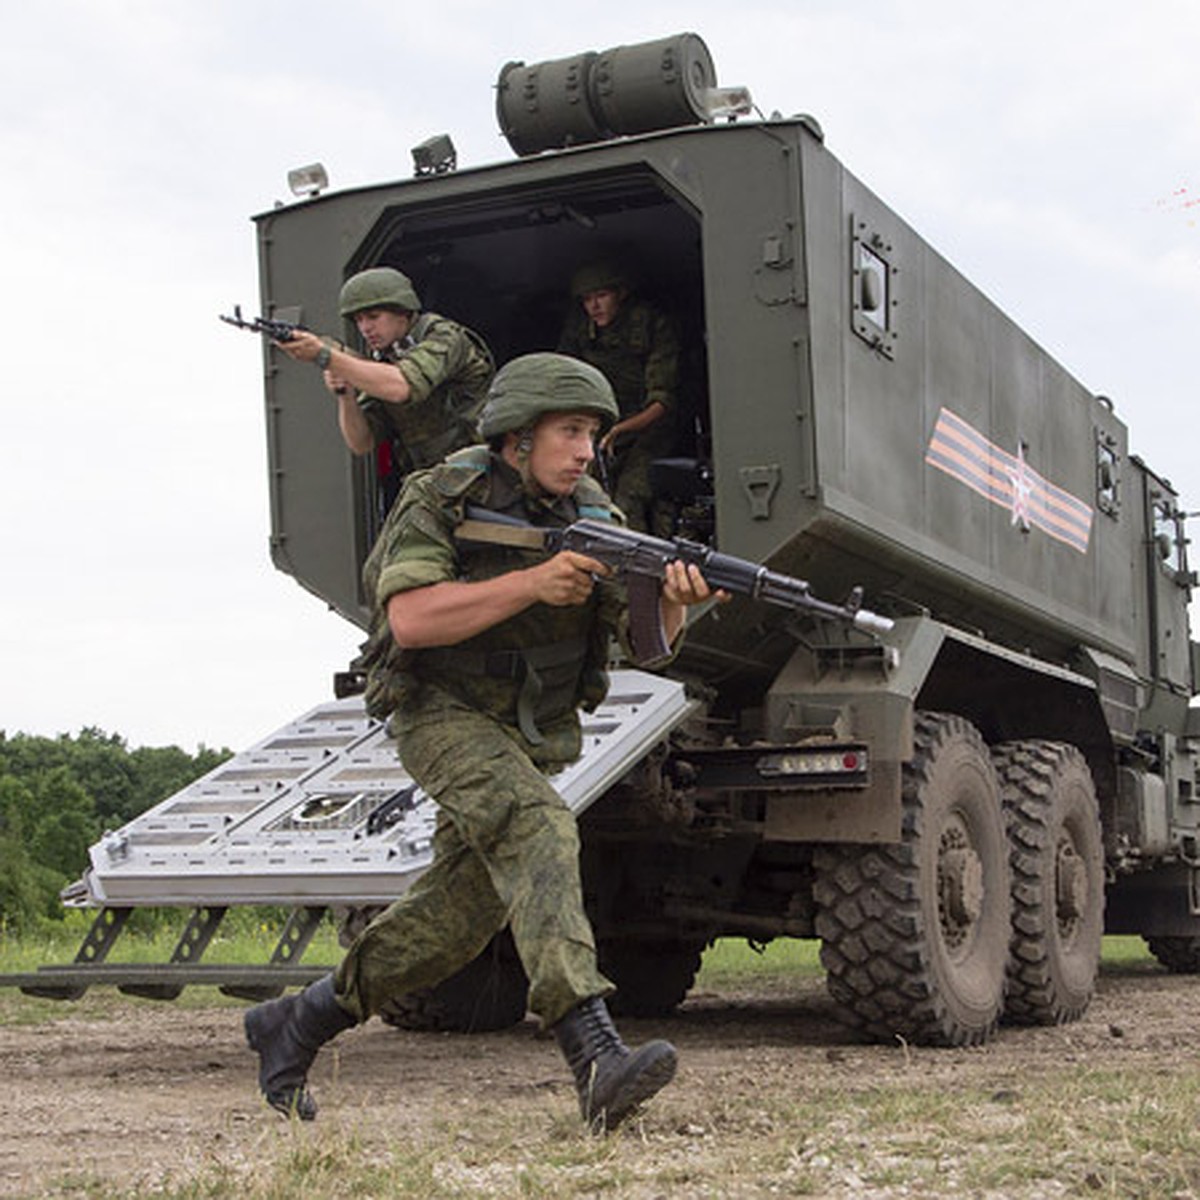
[274,328,326,363]
[325,369,353,398]
[529,551,612,607]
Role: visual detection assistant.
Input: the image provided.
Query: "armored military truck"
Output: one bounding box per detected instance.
[16,34,1199,1047]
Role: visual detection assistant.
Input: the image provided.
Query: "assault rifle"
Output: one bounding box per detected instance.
[456,507,894,664]
[218,304,304,342]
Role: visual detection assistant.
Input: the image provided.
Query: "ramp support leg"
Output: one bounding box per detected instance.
[119,905,230,1000]
[220,905,328,1001]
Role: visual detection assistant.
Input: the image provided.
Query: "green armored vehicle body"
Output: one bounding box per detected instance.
[15,35,1196,1046]
[252,34,1198,1042]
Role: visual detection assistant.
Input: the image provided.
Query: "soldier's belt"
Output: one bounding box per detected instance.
[419,641,582,679]
[416,638,587,745]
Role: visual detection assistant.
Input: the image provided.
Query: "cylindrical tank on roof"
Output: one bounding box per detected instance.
[494,51,606,157]
[590,34,716,137]
[495,33,718,157]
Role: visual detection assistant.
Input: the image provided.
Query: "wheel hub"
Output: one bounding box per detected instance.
[940,844,984,930]
[1056,842,1087,924]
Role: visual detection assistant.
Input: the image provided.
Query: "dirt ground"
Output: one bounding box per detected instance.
[0,964,1196,1198]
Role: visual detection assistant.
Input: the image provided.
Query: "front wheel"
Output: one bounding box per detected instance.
[814,712,1011,1046]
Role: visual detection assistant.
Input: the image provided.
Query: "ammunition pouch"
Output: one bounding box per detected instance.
[359,625,411,724]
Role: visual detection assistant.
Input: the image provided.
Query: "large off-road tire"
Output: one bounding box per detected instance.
[1146,936,1200,973]
[814,712,1011,1046]
[993,740,1104,1025]
[378,930,530,1034]
[597,938,705,1017]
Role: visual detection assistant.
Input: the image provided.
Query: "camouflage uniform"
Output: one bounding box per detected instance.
[335,446,623,1027]
[358,313,495,474]
[557,298,680,532]
[247,355,680,1130]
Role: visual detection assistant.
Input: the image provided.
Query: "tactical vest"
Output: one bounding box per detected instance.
[361,448,619,745]
[560,301,670,416]
[557,300,679,471]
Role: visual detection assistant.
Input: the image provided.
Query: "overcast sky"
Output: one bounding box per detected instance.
[1,1,1197,752]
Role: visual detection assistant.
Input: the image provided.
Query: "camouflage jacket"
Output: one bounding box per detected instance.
[358,313,495,473]
[360,446,625,765]
[556,297,680,458]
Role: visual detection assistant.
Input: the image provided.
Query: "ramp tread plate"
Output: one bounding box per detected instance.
[79,670,692,907]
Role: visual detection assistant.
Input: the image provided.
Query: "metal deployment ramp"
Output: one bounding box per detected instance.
[2,669,694,1000]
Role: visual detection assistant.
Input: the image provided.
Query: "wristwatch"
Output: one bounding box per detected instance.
[315,346,332,370]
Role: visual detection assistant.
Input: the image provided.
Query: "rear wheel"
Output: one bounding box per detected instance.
[993,740,1103,1025]
[814,712,1010,1046]
[1146,936,1200,973]
[371,927,530,1033]
[598,937,705,1017]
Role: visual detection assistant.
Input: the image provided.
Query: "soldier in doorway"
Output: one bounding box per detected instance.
[556,261,681,533]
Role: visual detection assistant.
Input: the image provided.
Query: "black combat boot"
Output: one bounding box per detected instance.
[553,995,677,1132]
[243,974,357,1120]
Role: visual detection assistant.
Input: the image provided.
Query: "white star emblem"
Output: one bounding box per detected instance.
[1008,441,1032,532]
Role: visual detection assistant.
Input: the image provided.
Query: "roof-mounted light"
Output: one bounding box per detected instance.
[286,163,329,199]
[702,85,754,121]
[411,134,457,177]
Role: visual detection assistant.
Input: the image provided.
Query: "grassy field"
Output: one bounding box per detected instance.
[1,907,1153,972]
[3,923,1195,1199]
[0,909,1156,1008]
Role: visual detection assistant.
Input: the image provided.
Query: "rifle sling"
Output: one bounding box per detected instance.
[455,518,547,550]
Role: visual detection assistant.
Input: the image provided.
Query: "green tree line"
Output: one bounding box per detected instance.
[0,728,231,931]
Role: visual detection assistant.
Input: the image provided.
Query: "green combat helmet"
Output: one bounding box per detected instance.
[338,267,422,317]
[569,260,630,298]
[479,352,618,438]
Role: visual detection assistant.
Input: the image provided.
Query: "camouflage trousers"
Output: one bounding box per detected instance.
[333,693,612,1027]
